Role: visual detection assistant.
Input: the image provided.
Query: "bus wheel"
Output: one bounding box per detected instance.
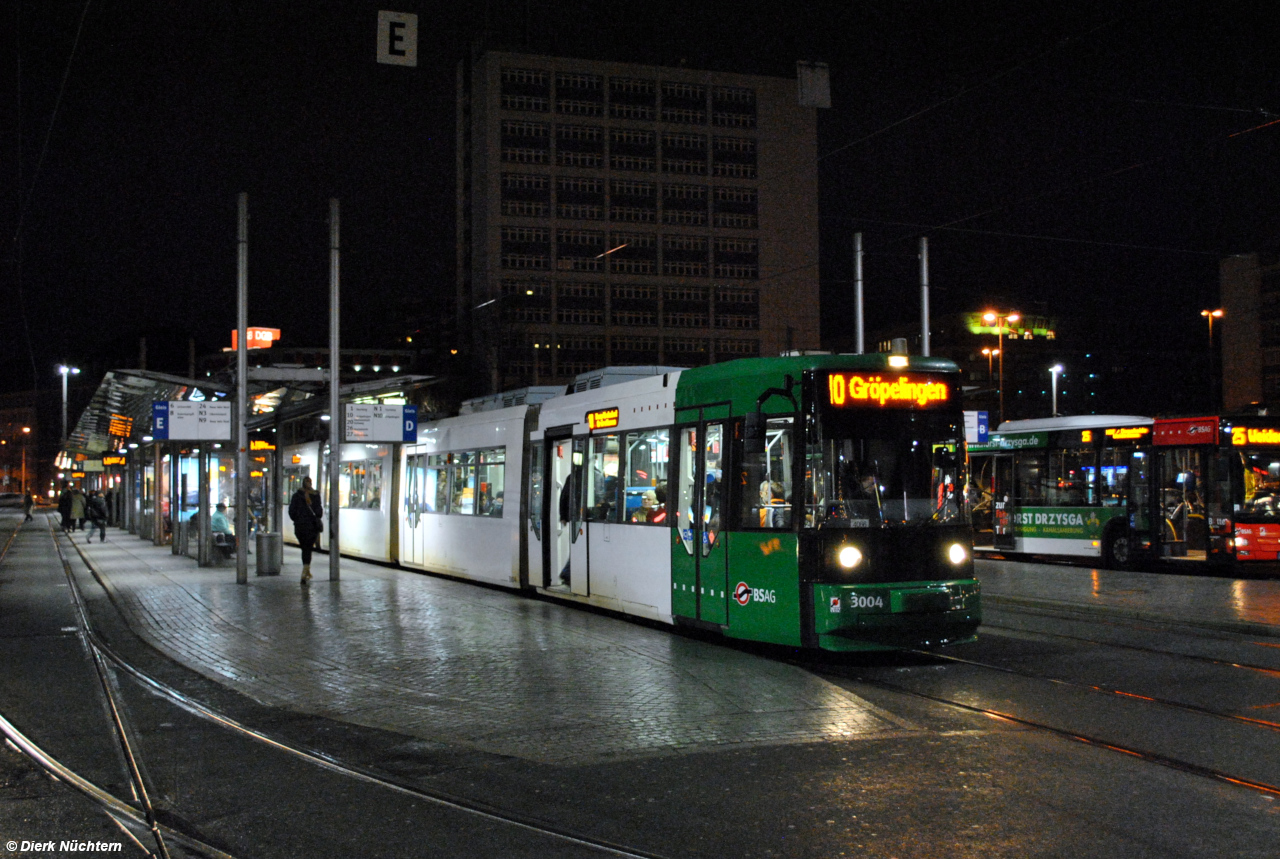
[1104,526,1131,570]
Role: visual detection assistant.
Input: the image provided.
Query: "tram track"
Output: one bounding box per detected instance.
[0,516,673,859]
[813,630,1280,800]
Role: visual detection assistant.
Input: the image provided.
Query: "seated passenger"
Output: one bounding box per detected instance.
[633,490,658,522]
[648,482,667,523]
[210,502,236,556]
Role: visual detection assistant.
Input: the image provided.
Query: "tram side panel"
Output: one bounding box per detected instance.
[532,374,679,623]
[400,407,526,588]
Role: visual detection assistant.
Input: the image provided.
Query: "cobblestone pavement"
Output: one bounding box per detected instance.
[71,527,908,766]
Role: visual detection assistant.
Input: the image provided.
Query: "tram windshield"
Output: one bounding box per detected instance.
[1239,451,1280,520]
[807,409,967,529]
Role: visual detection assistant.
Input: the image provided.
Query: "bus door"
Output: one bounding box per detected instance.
[674,421,728,625]
[544,432,585,594]
[1126,448,1155,557]
[991,454,1016,551]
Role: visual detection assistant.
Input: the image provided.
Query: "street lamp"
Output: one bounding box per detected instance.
[982,311,1020,424]
[1201,309,1223,412]
[1049,364,1064,416]
[21,427,30,495]
[57,365,80,445]
[981,347,1000,382]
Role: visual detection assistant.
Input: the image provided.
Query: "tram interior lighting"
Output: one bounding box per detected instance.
[948,543,968,565]
[838,545,863,569]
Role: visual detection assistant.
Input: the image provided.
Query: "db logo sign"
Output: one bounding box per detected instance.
[734,582,752,606]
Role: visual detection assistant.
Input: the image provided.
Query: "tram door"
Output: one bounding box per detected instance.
[674,422,728,625]
[544,433,586,594]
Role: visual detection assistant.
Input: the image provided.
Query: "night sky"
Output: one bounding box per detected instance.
[4,1,1278,395]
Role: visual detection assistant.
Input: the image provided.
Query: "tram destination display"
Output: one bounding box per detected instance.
[345,403,418,442]
[151,401,233,441]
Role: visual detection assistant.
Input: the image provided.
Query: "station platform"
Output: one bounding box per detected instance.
[35,517,1280,767]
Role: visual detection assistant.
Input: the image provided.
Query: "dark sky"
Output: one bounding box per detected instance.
[4,1,1278,393]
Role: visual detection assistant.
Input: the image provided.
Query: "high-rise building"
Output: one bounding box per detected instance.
[1221,250,1280,410]
[457,50,820,392]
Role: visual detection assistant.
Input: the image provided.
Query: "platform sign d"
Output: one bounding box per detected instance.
[345,404,417,442]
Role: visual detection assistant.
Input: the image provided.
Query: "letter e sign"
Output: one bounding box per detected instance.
[377,11,418,67]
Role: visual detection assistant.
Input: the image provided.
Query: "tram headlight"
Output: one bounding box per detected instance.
[947,543,968,565]
[838,545,864,569]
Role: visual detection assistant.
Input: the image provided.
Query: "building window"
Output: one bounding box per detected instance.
[502,94,549,112]
[663,261,708,277]
[665,338,710,353]
[557,99,603,116]
[613,310,657,326]
[662,133,707,151]
[610,103,654,120]
[558,203,603,220]
[611,129,655,146]
[503,120,549,138]
[613,180,655,197]
[712,162,757,179]
[502,174,550,191]
[611,258,656,274]
[503,147,549,164]
[502,254,550,270]
[502,227,550,243]
[713,136,755,154]
[663,159,707,175]
[714,263,758,279]
[556,72,601,91]
[663,236,708,252]
[716,338,759,355]
[664,209,707,226]
[557,151,603,168]
[714,237,757,254]
[557,125,603,142]
[610,206,656,222]
[559,177,604,194]
[713,212,757,229]
[664,184,708,201]
[712,112,756,128]
[715,287,757,304]
[558,282,604,299]
[558,308,604,325]
[662,107,706,124]
[611,77,654,96]
[502,68,548,87]
[715,314,758,329]
[612,284,658,300]
[610,155,656,171]
[502,200,549,217]
[503,280,551,297]
[665,312,709,328]
[662,82,705,101]
[711,86,754,104]
[665,286,708,302]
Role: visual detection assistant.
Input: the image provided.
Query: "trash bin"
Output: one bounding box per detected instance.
[256,532,283,576]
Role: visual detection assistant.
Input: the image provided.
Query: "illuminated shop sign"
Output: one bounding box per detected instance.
[586,407,620,431]
[1104,427,1150,441]
[250,439,277,451]
[102,454,127,466]
[826,373,949,408]
[1232,427,1280,446]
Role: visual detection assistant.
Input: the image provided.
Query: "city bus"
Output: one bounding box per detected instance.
[969,413,1280,572]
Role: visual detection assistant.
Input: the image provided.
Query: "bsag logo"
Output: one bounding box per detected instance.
[733,581,776,606]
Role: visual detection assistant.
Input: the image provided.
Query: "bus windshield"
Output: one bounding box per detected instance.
[807,409,967,528]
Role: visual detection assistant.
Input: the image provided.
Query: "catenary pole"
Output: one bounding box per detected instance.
[328,199,341,582]
[919,236,930,357]
[854,231,864,354]
[236,192,249,584]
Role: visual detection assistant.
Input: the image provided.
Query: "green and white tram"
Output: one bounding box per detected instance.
[284,354,981,653]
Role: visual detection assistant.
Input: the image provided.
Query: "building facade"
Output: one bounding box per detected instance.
[457,50,820,391]
[1221,250,1279,410]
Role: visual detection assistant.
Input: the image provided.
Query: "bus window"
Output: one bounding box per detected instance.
[1046,448,1093,506]
[1099,449,1129,507]
[1014,452,1046,505]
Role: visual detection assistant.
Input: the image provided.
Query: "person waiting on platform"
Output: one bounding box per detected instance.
[210,502,236,557]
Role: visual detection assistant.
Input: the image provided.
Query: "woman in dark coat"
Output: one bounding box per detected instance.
[288,476,324,584]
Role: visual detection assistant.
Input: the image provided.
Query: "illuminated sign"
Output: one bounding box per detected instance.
[1104,427,1150,441]
[102,454,127,466]
[1081,430,1093,442]
[291,454,302,464]
[586,407,620,431]
[1232,427,1280,446]
[108,414,133,438]
[827,373,949,408]
[226,327,281,351]
[250,439,277,451]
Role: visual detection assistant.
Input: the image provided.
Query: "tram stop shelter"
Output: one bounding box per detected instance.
[59,366,435,569]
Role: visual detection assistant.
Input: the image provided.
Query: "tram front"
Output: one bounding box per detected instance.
[798,363,981,650]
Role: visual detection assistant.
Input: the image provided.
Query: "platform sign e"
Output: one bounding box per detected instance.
[376,11,418,67]
[152,401,233,441]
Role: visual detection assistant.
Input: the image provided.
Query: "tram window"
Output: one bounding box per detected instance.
[427,454,449,512]
[583,435,622,522]
[703,423,724,553]
[1046,448,1093,506]
[739,417,793,529]
[339,459,384,510]
[676,426,699,553]
[450,452,477,514]
[405,454,425,526]
[528,445,545,537]
[623,428,669,524]
[476,449,505,516]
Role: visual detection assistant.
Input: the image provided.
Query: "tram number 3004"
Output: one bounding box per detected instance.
[848,595,886,610]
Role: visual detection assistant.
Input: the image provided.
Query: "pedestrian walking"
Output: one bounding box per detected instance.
[70,487,87,531]
[86,491,108,542]
[57,485,72,532]
[22,490,34,522]
[288,476,324,584]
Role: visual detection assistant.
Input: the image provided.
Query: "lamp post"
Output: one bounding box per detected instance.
[57,365,80,445]
[21,427,30,495]
[982,311,1020,424]
[1049,364,1064,416]
[981,347,1000,382]
[1201,309,1223,412]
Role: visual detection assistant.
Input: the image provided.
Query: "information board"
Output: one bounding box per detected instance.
[345,404,417,442]
[152,401,233,441]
